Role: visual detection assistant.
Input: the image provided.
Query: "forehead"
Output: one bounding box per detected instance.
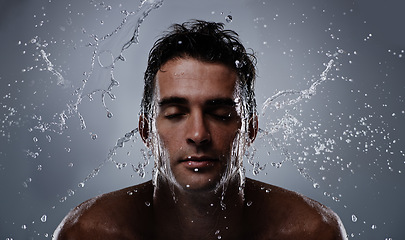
[155,58,238,100]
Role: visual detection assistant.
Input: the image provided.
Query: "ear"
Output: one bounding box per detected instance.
[248,115,258,142]
[139,115,150,145]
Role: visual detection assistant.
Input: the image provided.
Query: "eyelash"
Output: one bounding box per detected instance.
[165,113,185,119]
[211,113,232,121]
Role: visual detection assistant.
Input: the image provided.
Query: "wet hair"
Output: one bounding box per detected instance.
[141,20,257,125]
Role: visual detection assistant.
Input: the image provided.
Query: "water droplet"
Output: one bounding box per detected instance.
[225,15,232,23]
[40,215,47,223]
[246,201,253,206]
[91,133,97,140]
[194,168,199,172]
[68,162,74,167]
[116,162,127,169]
[33,137,38,143]
[234,60,243,68]
[67,189,75,196]
[371,224,377,230]
[351,214,358,222]
[313,182,320,188]
[145,201,151,206]
[21,224,27,229]
[78,182,85,188]
[107,111,113,118]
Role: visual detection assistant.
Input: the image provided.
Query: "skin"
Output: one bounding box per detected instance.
[154,57,242,191]
[54,58,347,240]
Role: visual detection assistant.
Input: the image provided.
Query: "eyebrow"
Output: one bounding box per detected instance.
[205,98,236,107]
[158,97,188,107]
[158,97,236,107]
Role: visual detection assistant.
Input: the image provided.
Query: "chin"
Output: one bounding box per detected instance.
[177,175,222,193]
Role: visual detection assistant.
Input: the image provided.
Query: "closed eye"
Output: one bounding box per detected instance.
[162,106,188,120]
[165,113,186,119]
[208,108,236,121]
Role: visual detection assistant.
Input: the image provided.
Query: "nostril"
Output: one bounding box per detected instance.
[199,137,210,145]
[187,133,210,145]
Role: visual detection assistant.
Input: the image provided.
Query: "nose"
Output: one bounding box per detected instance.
[186,111,211,146]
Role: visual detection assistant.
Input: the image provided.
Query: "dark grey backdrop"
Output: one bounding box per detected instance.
[1,0,404,239]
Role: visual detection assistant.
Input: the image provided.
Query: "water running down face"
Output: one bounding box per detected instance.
[146,57,254,192]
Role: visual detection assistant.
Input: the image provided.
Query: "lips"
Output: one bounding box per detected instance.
[179,156,218,169]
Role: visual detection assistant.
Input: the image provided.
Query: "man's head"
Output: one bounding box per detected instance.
[141,20,256,124]
[139,20,257,191]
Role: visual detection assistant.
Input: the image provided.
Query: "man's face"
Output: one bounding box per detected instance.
[154,57,241,191]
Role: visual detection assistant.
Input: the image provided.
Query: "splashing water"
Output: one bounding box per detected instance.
[246,58,338,189]
[21,0,164,144]
[1,0,404,239]
[261,59,334,114]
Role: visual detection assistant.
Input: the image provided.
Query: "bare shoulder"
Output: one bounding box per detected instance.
[53,181,154,240]
[244,178,347,240]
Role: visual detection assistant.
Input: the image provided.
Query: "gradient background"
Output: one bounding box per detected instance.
[1,0,404,239]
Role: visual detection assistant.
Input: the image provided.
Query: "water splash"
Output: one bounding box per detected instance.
[25,0,164,145]
[39,49,65,86]
[83,0,164,117]
[261,59,334,114]
[82,128,138,184]
[249,58,337,186]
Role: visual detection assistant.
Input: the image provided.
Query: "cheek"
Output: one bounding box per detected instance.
[156,121,172,141]
[213,128,239,149]
[156,127,183,155]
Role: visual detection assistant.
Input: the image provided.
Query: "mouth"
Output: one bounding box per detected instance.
[179,156,219,169]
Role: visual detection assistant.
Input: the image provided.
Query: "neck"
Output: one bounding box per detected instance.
[153,177,245,240]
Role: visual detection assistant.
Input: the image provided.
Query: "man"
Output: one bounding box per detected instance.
[54,20,347,239]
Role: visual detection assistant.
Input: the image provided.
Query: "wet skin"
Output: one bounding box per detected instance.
[54,58,347,240]
[54,179,347,240]
[153,57,242,191]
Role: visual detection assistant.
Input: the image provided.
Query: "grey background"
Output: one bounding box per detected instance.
[1,0,404,239]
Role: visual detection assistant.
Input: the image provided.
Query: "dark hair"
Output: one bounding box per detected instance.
[141,20,256,124]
